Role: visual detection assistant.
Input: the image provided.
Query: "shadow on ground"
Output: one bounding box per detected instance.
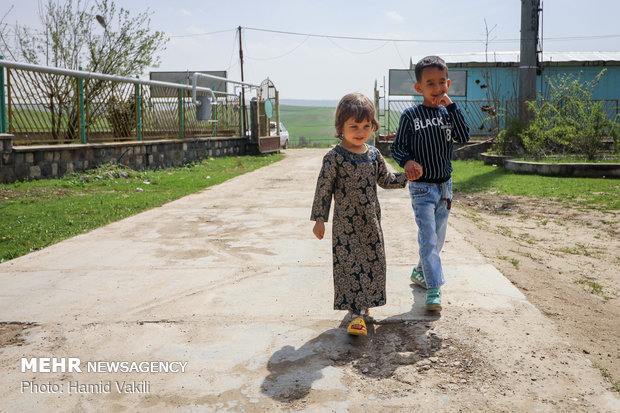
[261,285,441,402]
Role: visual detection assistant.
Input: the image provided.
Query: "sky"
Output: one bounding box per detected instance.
[2,0,620,101]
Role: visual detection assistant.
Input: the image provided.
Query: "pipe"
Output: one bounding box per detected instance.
[191,74,217,107]
[0,59,220,97]
[190,72,259,107]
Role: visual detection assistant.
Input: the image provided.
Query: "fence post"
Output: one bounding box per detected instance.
[135,78,142,141]
[178,88,184,138]
[238,92,243,137]
[275,89,280,137]
[212,102,217,137]
[78,66,86,143]
[0,56,5,133]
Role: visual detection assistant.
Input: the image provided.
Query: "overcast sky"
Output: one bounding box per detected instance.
[3,0,620,100]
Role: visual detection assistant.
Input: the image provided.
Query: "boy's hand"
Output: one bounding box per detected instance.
[434,92,453,107]
[313,221,325,240]
[404,160,423,180]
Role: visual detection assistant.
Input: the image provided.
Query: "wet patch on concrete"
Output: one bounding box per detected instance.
[260,319,492,404]
[0,322,38,347]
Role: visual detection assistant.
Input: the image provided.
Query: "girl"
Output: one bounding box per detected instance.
[311,93,409,336]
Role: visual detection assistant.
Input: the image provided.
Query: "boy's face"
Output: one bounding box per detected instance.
[414,66,451,108]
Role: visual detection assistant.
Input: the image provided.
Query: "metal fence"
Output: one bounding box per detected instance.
[504,99,619,122]
[383,98,619,138]
[385,99,500,137]
[0,60,250,145]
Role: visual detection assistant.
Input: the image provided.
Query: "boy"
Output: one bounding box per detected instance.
[391,55,470,311]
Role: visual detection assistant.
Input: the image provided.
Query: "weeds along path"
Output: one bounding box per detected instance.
[450,192,620,390]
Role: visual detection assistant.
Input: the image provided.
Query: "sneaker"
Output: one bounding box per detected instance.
[425,288,442,311]
[410,268,428,289]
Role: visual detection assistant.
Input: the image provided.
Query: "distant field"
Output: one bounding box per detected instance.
[279,105,337,147]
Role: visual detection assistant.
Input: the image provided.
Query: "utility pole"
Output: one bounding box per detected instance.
[518,0,541,124]
[238,26,247,136]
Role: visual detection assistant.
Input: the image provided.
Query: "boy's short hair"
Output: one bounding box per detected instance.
[334,93,380,138]
[414,56,448,82]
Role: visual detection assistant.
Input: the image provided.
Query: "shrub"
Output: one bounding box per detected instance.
[106,96,137,138]
[495,117,525,155]
[518,69,619,160]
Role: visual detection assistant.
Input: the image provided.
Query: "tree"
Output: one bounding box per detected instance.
[14,0,167,76]
[0,6,14,59]
[10,0,168,141]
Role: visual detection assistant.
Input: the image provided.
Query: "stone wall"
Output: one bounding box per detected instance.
[0,134,247,183]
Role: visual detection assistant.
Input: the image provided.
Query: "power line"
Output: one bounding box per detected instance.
[167,28,235,38]
[245,35,311,61]
[243,26,620,44]
[327,38,390,55]
[244,26,482,43]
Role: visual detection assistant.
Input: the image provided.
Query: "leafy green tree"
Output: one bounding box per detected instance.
[7,0,168,141]
[14,0,167,76]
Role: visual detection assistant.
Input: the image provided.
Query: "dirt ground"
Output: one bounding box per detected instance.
[449,192,620,388]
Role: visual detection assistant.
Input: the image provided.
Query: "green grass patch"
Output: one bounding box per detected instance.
[514,156,620,164]
[497,254,520,269]
[386,158,619,210]
[0,155,282,262]
[576,279,613,301]
[279,105,338,147]
[450,160,620,211]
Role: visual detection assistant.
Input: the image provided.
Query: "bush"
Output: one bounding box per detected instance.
[517,69,619,160]
[495,117,526,155]
[106,96,137,138]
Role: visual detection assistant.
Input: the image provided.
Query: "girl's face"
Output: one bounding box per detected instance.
[341,117,372,151]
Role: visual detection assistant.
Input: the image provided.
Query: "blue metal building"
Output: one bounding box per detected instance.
[405,51,620,135]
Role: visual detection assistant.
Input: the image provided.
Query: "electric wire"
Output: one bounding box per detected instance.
[327,38,390,55]
[168,28,235,38]
[242,26,620,44]
[245,35,311,61]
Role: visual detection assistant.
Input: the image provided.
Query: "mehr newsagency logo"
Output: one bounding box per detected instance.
[20,357,187,394]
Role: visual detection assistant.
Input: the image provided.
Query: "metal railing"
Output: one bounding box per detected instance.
[504,99,619,122]
[0,58,264,145]
[385,99,500,137]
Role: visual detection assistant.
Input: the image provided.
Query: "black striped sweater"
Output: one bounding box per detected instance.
[391,103,470,183]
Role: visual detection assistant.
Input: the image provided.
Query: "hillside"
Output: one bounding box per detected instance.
[278,105,337,147]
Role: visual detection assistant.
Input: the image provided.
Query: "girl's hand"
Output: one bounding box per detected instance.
[313,221,325,240]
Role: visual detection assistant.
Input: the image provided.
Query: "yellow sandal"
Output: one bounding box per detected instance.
[347,317,367,336]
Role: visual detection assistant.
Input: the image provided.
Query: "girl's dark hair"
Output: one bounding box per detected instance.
[334,93,380,139]
[414,55,448,81]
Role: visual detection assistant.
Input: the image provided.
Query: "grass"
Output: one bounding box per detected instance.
[514,156,620,164]
[497,254,520,269]
[279,105,337,147]
[450,160,620,211]
[576,279,613,301]
[385,158,619,211]
[593,362,620,392]
[0,154,282,262]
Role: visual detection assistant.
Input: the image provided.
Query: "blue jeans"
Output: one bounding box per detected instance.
[408,179,452,289]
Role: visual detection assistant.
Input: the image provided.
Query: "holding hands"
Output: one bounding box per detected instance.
[404,160,423,181]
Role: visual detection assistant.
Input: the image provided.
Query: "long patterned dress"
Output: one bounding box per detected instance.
[311,144,408,311]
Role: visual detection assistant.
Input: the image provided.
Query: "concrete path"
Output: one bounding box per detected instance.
[0,149,618,412]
